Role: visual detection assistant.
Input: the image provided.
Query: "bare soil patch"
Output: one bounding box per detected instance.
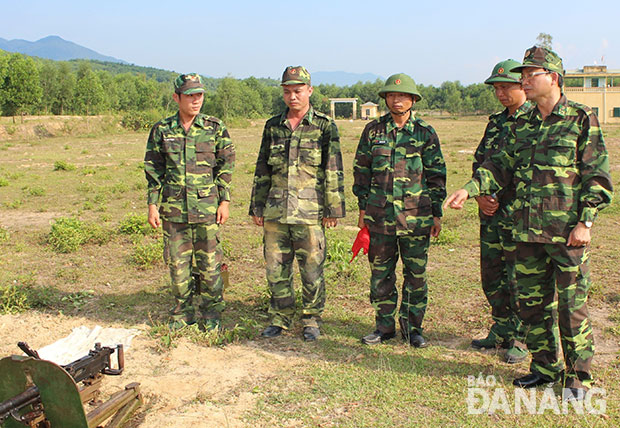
[0,313,305,427]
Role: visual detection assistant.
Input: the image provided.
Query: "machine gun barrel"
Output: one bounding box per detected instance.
[0,385,40,422]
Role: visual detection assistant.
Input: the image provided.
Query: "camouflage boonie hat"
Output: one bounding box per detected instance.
[510,46,564,75]
[378,73,422,102]
[174,73,205,95]
[484,59,522,84]
[281,66,311,86]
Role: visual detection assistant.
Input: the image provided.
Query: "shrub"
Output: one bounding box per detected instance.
[27,186,46,196]
[0,284,30,314]
[130,237,163,269]
[432,228,459,246]
[48,217,88,252]
[120,110,162,131]
[53,160,76,171]
[118,213,153,236]
[0,227,9,243]
[48,217,111,252]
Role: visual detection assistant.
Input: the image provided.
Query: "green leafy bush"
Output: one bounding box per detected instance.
[120,110,161,131]
[130,237,163,268]
[0,284,30,314]
[48,217,88,252]
[48,217,111,253]
[118,213,153,236]
[0,227,9,243]
[53,160,76,171]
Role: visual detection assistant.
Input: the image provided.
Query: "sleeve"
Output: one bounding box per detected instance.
[214,121,235,202]
[144,123,165,206]
[576,110,614,223]
[352,124,373,210]
[321,119,346,218]
[472,120,495,176]
[422,127,447,217]
[248,123,273,217]
[464,122,517,198]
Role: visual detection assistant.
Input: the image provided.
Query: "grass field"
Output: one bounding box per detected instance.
[0,115,618,427]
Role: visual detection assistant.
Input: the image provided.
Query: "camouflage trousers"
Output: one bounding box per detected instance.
[163,221,224,324]
[368,230,430,337]
[479,217,522,343]
[516,242,593,389]
[263,221,326,329]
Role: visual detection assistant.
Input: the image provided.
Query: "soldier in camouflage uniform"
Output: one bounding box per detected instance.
[144,73,235,331]
[470,59,532,364]
[249,66,345,342]
[445,46,613,401]
[353,73,447,348]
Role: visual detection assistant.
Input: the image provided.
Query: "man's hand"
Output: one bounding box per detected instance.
[475,195,499,216]
[430,217,442,238]
[322,217,338,228]
[443,189,469,210]
[357,210,366,229]
[148,204,160,228]
[216,201,230,225]
[251,215,264,227]
[567,222,591,247]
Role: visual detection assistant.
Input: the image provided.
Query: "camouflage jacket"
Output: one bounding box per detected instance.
[353,112,447,236]
[144,112,235,224]
[472,101,533,222]
[464,95,613,243]
[248,106,345,224]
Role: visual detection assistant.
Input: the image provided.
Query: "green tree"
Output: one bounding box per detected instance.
[536,33,553,49]
[39,62,60,114]
[55,62,76,115]
[74,63,105,115]
[0,53,43,121]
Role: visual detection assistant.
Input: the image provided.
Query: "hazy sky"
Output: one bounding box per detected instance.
[2,0,619,86]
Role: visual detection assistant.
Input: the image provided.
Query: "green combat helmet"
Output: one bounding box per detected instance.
[174,73,205,95]
[484,59,522,84]
[378,73,422,102]
[510,45,564,75]
[281,66,311,86]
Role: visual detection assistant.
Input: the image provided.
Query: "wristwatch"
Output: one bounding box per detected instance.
[583,221,593,228]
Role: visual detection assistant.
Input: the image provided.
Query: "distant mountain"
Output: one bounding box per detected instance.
[0,35,126,63]
[312,71,383,86]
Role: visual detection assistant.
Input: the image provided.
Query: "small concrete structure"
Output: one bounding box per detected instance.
[329,98,357,119]
[565,65,620,124]
[361,102,378,120]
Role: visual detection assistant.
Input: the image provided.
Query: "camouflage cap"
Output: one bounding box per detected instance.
[281,66,311,86]
[484,59,522,84]
[510,46,564,75]
[174,73,205,95]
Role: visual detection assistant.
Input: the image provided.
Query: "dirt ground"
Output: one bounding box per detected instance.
[0,313,307,427]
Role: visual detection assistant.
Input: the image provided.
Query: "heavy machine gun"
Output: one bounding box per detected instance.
[0,342,141,428]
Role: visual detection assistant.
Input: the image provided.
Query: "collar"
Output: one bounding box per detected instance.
[279,105,315,126]
[385,111,416,134]
[171,112,205,130]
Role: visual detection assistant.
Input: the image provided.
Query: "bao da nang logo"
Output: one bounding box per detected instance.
[466,374,606,415]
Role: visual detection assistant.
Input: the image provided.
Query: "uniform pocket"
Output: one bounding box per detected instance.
[371,146,391,171]
[543,137,577,167]
[162,138,182,153]
[195,141,216,176]
[268,143,287,167]
[162,184,184,203]
[403,195,432,216]
[197,185,217,201]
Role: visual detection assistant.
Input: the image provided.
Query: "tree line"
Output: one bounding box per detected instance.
[1,50,507,124]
